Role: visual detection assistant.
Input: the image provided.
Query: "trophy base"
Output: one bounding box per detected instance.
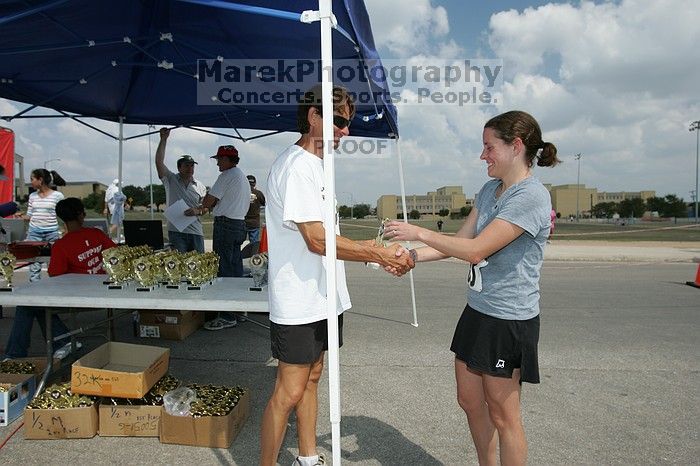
[186,280,214,291]
[165,283,185,290]
[249,284,267,292]
[107,282,128,290]
[0,286,13,292]
[136,284,159,292]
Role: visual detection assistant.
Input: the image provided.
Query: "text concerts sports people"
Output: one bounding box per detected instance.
[385,110,560,465]
[260,85,414,466]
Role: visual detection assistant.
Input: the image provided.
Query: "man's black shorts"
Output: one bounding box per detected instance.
[270,314,344,365]
[451,304,540,384]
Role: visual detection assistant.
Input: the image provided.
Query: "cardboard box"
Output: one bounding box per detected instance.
[71,342,169,398]
[159,390,250,448]
[138,310,204,341]
[99,403,161,437]
[24,404,98,439]
[0,374,36,426]
[0,356,61,378]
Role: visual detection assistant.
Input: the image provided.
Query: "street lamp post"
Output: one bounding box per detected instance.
[690,121,700,223]
[43,158,61,169]
[574,153,582,221]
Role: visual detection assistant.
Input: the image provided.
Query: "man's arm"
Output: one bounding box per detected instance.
[185,193,217,217]
[155,128,169,179]
[296,221,413,274]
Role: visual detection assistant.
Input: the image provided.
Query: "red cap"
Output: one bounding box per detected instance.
[211,145,238,158]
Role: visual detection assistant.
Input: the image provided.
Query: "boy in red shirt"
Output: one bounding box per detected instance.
[4,198,115,359]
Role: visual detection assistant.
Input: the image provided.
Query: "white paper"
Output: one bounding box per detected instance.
[164,199,196,232]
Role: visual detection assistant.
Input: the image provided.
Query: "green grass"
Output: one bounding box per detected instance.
[87,210,700,242]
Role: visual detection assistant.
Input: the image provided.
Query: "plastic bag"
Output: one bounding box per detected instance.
[163,386,196,416]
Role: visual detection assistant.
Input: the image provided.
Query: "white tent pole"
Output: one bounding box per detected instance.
[396,139,418,327]
[319,0,342,464]
[147,125,154,219]
[117,116,124,241]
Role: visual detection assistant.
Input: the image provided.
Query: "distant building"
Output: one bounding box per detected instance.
[544,185,656,218]
[377,186,469,219]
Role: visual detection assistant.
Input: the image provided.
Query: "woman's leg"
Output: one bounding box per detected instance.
[483,369,527,466]
[455,358,497,465]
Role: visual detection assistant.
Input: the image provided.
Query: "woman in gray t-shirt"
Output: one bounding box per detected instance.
[386,110,560,465]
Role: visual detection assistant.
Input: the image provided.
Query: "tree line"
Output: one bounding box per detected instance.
[590,194,689,219]
[82,184,167,212]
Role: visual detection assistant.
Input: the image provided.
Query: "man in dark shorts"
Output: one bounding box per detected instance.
[259,85,414,466]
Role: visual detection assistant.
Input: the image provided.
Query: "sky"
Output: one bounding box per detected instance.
[1,0,699,205]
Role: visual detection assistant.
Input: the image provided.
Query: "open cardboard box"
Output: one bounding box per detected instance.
[24,403,98,440]
[0,356,61,378]
[71,342,169,398]
[0,373,35,427]
[159,389,250,448]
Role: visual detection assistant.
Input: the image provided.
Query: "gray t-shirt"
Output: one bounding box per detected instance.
[161,168,207,236]
[467,177,551,320]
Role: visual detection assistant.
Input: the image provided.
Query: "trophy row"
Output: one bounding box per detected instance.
[102,245,220,290]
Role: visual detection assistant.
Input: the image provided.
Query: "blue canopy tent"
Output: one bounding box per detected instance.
[0,1,417,461]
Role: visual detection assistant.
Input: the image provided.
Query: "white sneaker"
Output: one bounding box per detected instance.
[53,341,83,359]
[203,316,238,331]
[292,454,325,466]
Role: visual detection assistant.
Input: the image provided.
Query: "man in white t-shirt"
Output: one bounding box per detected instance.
[198,144,250,330]
[259,86,415,466]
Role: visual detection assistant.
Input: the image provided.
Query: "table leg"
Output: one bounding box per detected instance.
[37,308,54,395]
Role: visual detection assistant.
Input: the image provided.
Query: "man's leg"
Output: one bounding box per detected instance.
[296,353,325,456]
[213,219,233,277]
[192,234,205,253]
[260,361,315,466]
[35,310,71,348]
[4,306,39,359]
[230,220,246,278]
[168,231,188,253]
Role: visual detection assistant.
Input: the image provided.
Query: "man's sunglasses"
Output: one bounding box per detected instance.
[333,115,351,129]
[317,109,351,129]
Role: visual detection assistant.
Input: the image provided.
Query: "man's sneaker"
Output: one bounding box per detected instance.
[292,454,325,466]
[204,316,238,331]
[53,341,83,360]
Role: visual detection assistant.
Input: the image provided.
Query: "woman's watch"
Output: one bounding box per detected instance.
[408,248,418,263]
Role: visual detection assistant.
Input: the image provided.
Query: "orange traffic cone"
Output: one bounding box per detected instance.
[687,262,700,288]
[259,226,268,254]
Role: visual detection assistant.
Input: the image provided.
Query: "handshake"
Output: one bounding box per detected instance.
[370,242,415,277]
[364,218,415,277]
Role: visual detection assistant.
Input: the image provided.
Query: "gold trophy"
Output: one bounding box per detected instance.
[366,218,390,270]
[183,254,206,288]
[102,245,153,288]
[163,252,183,288]
[133,255,159,290]
[0,252,16,291]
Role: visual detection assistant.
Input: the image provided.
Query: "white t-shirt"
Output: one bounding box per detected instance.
[208,166,250,219]
[266,144,351,325]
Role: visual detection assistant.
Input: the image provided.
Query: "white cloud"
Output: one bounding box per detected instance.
[365,0,452,56]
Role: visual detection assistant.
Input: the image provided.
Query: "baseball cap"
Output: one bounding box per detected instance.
[247,175,256,183]
[211,145,239,158]
[177,155,198,165]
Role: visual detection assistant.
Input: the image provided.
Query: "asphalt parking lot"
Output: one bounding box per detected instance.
[1,256,698,464]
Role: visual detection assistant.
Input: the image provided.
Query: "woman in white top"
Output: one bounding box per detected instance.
[18,168,65,282]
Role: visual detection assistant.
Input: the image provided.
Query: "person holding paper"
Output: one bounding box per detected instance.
[155,128,207,253]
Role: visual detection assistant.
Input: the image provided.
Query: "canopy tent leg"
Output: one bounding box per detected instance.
[396,139,419,327]
[319,0,342,464]
[117,116,124,241]
[148,125,154,219]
